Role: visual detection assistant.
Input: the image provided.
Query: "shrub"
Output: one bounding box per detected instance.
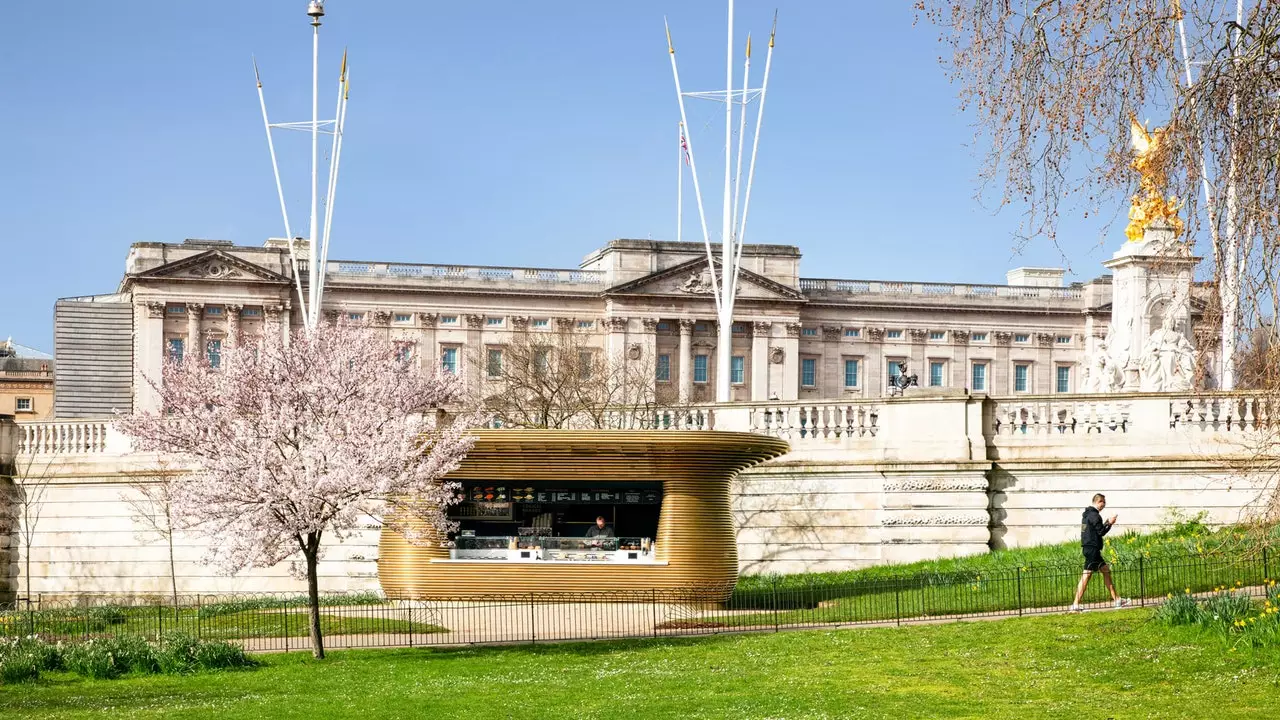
[155,632,201,674]
[1201,589,1254,632]
[0,652,41,684]
[192,639,254,670]
[1154,591,1203,626]
[0,637,61,684]
[155,631,253,673]
[62,639,122,679]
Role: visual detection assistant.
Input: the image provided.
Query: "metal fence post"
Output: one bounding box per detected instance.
[196,596,202,639]
[26,597,34,636]
[1139,556,1146,607]
[1016,570,1024,617]
[651,590,658,638]
[770,579,778,633]
[157,602,164,639]
[1265,548,1272,582]
[529,593,536,644]
[283,602,289,652]
[894,584,901,627]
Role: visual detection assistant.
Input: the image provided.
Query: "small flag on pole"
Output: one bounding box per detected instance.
[680,125,690,166]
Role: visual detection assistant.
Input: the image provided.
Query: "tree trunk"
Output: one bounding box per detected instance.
[304,533,325,659]
[167,529,179,612]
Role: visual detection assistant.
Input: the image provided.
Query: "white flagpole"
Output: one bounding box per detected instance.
[677,122,684,243]
[731,35,751,249]
[730,14,775,308]
[716,0,735,403]
[307,5,323,331]
[254,57,309,327]
[665,19,721,308]
[315,53,348,326]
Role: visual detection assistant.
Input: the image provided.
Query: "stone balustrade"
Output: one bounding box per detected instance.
[17,420,127,456]
[799,278,1083,301]
[1170,393,1277,432]
[298,260,605,286]
[15,392,1276,458]
[989,396,1134,436]
[735,400,881,440]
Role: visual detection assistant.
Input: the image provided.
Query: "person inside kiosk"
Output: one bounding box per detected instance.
[585,516,614,539]
[449,483,657,563]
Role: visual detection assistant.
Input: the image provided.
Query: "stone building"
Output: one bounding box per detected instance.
[52,233,1209,417]
[0,339,54,420]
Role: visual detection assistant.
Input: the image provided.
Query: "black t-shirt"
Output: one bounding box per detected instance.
[585,525,614,538]
[1081,506,1111,548]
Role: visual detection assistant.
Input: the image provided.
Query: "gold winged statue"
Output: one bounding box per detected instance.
[1125,115,1184,242]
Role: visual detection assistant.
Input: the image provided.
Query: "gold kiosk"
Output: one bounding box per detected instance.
[377,430,788,600]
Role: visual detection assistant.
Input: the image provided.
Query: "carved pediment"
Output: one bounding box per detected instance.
[133,250,290,285]
[606,257,805,303]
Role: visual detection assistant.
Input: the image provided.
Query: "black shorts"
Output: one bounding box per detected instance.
[1082,546,1107,572]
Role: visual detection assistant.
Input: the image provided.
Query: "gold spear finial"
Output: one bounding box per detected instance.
[665,18,674,55]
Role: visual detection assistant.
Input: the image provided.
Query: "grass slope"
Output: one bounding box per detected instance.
[735,517,1262,592]
[2,610,1277,719]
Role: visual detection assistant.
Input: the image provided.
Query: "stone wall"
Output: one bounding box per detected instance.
[7,392,1277,597]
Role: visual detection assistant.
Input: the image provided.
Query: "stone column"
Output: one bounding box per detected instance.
[640,318,659,398]
[751,321,771,400]
[1036,332,1055,393]
[781,323,801,400]
[909,328,928,383]
[185,303,204,358]
[265,304,287,347]
[866,328,885,398]
[135,301,167,412]
[677,319,694,403]
[605,316,628,363]
[225,304,243,349]
[951,331,970,389]
[468,314,486,390]
[993,331,1012,393]
[821,326,841,395]
[421,313,439,370]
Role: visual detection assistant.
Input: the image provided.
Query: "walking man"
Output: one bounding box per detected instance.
[1069,493,1130,613]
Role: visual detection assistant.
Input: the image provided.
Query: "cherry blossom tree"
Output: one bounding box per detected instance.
[116,320,480,658]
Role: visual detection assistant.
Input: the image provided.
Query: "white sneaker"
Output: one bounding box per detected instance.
[1068,604,1084,613]
[1114,598,1131,608]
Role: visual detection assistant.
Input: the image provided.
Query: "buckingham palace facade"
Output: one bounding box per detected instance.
[51,237,1176,417]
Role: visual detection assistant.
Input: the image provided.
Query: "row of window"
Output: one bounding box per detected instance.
[167,337,1072,394]
[802,359,1071,393]
[167,305,262,317]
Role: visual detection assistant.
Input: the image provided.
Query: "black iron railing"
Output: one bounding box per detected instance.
[1,551,1272,653]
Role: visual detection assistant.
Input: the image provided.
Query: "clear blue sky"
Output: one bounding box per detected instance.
[1,1,1118,353]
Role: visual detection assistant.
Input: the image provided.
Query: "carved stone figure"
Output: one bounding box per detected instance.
[627,343,642,361]
[1138,315,1195,392]
[680,270,714,294]
[769,346,784,364]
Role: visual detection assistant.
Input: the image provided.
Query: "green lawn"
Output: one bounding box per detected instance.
[3,609,1277,719]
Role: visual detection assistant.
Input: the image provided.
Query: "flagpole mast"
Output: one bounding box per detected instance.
[730,14,775,307]
[716,0,735,403]
[254,58,309,328]
[677,122,684,244]
[665,19,722,307]
[315,56,349,323]
[306,1,324,331]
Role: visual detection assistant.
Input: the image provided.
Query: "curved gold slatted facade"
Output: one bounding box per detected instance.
[377,430,788,600]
